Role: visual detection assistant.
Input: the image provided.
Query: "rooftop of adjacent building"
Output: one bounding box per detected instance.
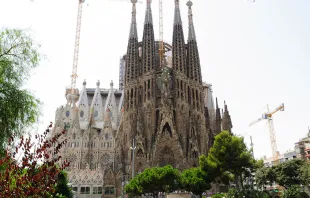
[263,150,298,167]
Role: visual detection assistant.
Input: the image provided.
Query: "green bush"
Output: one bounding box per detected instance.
[226,188,270,198]
[283,185,309,198]
[211,193,226,198]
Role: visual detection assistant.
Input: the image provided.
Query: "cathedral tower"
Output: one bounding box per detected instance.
[115,0,214,176]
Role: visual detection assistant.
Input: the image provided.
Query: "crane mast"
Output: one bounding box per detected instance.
[267,105,279,162]
[66,0,85,107]
[158,0,164,68]
[249,103,284,163]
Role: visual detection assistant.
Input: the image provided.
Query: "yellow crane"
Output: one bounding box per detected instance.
[249,103,284,163]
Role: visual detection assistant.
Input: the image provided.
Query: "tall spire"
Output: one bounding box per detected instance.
[125,0,140,83]
[144,0,153,25]
[172,0,186,74]
[215,97,222,135]
[222,101,233,133]
[129,0,138,39]
[187,0,196,41]
[186,0,202,83]
[142,0,156,74]
[174,0,182,25]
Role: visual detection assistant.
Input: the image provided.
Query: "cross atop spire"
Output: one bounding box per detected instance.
[144,0,153,24]
[129,0,138,39]
[174,0,182,25]
[187,0,196,41]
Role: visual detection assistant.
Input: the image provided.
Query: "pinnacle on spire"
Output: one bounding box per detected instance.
[174,0,182,25]
[187,0,196,41]
[222,100,233,133]
[142,0,156,73]
[224,100,228,111]
[144,0,153,25]
[129,0,138,39]
[216,97,218,109]
[172,0,186,73]
[125,0,140,82]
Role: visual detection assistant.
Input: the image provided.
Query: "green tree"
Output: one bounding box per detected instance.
[273,159,305,189]
[125,165,180,197]
[255,166,276,189]
[125,177,143,198]
[180,167,211,197]
[53,171,73,198]
[299,162,310,186]
[0,28,42,155]
[283,185,309,198]
[226,188,270,198]
[201,131,254,190]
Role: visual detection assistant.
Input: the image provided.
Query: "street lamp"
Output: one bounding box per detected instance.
[130,138,136,179]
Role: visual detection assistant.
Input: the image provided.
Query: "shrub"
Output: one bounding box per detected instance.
[0,122,69,197]
[226,188,270,198]
[211,193,226,198]
[283,185,309,198]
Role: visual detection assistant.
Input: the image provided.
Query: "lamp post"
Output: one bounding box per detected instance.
[130,138,136,179]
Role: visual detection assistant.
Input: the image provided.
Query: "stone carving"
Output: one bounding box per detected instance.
[157,66,171,100]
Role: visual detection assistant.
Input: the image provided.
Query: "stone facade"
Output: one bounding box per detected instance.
[114,0,233,177]
[50,0,233,197]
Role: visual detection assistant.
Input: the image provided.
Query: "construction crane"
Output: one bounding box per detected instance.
[66,0,85,107]
[249,103,285,163]
[158,0,164,68]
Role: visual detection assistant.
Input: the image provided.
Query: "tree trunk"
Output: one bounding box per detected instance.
[234,176,240,190]
[239,174,244,191]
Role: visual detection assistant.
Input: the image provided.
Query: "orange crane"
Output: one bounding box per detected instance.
[249,103,285,163]
[66,0,85,107]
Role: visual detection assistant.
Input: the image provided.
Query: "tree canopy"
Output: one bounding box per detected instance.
[200,131,254,189]
[0,28,42,154]
[180,167,211,197]
[125,165,180,197]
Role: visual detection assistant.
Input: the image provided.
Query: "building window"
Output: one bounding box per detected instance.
[80,186,90,194]
[104,186,115,195]
[93,186,103,194]
[72,186,78,193]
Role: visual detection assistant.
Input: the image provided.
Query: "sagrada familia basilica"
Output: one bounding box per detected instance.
[51,0,232,197]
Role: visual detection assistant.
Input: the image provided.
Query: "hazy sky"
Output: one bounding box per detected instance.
[1,0,309,159]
